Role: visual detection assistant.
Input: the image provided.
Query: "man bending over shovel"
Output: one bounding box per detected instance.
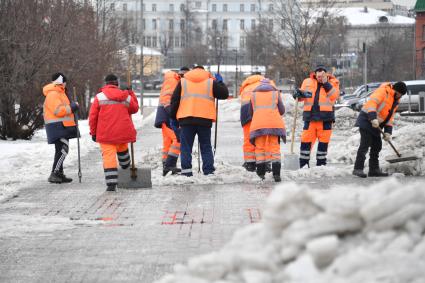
[353,81,407,178]
[89,74,139,191]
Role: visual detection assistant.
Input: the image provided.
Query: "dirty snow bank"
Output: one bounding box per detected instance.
[156,178,425,283]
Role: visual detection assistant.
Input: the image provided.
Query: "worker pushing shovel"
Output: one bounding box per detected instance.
[89,73,151,191]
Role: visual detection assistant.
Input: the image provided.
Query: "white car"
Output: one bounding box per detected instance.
[398,80,425,112]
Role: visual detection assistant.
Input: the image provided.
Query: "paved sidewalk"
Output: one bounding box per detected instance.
[0,109,272,282]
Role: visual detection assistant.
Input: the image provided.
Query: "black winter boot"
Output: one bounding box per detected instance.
[163,156,181,176]
[352,169,367,178]
[48,172,63,184]
[243,162,256,172]
[106,184,117,191]
[256,163,266,180]
[272,162,281,182]
[368,169,389,177]
[58,171,72,183]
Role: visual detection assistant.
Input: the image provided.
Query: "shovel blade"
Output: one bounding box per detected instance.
[284,153,300,170]
[385,154,421,164]
[117,167,152,189]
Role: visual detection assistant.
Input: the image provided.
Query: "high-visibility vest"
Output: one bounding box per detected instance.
[159,71,180,108]
[176,76,216,121]
[43,84,76,127]
[362,83,398,127]
[300,74,339,112]
[249,90,285,133]
[96,92,132,107]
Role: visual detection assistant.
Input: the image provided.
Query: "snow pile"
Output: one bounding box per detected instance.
[219,99,240,123]
[156,178,425,283]
[328,123,425,175]
[334,107,358,131]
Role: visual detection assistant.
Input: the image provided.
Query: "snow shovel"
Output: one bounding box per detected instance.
[380,128,421,163]
[72,87,82,183]
[117,67,152,189]
[284,97,300,170]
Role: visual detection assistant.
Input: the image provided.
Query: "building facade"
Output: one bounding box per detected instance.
[415,0,425,78]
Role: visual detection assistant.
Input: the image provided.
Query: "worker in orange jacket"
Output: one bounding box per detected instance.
[154,67,189,176]
[170,66,229,176]
[42,73,79,184]
[248,79,286,182]
[353,82,407,178]
[294,65,340,168]
[240,74,264,172]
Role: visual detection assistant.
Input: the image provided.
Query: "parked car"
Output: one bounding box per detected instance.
[339,82,382,110]
[397,80,425,112]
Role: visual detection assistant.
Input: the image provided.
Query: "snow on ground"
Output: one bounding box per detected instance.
[0,114,147,202]
[155,178,425,283]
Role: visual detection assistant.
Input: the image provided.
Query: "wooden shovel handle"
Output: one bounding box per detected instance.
[380,128,401,157]
[290,98,299,154]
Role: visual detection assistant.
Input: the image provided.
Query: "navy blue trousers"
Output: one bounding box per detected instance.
[180,125,215,176]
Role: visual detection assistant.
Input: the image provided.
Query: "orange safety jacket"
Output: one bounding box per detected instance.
[299,73,340,121]
[249,82,286,145]
[240,75,264,126]
[358,83,399,134]
[176,70,216,121]
[154,71,180,128]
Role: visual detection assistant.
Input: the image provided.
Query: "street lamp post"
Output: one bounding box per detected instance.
[140,0,144,115]
[234,48,239,97]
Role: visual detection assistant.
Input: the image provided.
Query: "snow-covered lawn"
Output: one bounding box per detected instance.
[156,178,425,283]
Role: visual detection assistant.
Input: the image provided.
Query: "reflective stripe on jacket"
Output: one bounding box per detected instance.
[43,84,76,127]
[361,83,398,127]
[240,75,264,126]
[299,73,340,121]
[249,82,286,144]
[155,71,180,128]
[176,69,216,121]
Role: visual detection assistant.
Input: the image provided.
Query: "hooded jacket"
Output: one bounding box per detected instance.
[89,84,139,144]
[170,68,229,127]
[42,83,78,144]
[240,75,264,126]
[154,71,181,128]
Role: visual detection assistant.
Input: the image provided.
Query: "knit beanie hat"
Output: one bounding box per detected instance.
[105,74,119,85]
[52,73,67,84]
[393,81,407,95]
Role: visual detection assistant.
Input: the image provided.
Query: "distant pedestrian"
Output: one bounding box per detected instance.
[89,74,139,191]
[248,79,286,182]
[42,73,79,183]
[353,81,407,178]
[170,66,229,176]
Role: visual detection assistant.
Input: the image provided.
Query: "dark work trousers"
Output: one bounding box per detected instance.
[52,138,69,173]
[180,125,215,176]
[354,128,382,171]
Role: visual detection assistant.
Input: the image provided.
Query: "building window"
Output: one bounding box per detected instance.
[152,4,156,12]
[175,36,180,48]
[169,19,174,30]
[240,4,244,12]
[212,19,217,30]
[251,19,256,30]
[110,3,115,11]
[423,25,425,41]
[180,4,185,12]
[152,19,157,30]
[251,4,255,12]
[223,4,228,12]
[123,3,127,11]
[269,19,273,30]
[269,4,274,11]
[169,36,174,49]
[181,36,186,47]
[169,4,174,12]
[423,48,425,62]
[240,19,245,30]
[240,36,246,48]
[145,36,151,47]
[196,1,201,9]
[223,19,228,30]
[212,3,216,12]
[152,36,157,47]
[180,19,185,31]
[142,19,146,30]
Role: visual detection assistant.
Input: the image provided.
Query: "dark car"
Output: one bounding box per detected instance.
[340,82,382,110]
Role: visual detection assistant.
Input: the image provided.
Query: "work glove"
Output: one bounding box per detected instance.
[214,73,223,83]
[371,119,380,128]
[293,88,312,99]
[70,102,79,113]
[383,133,392,142]
[91,135,96,142]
